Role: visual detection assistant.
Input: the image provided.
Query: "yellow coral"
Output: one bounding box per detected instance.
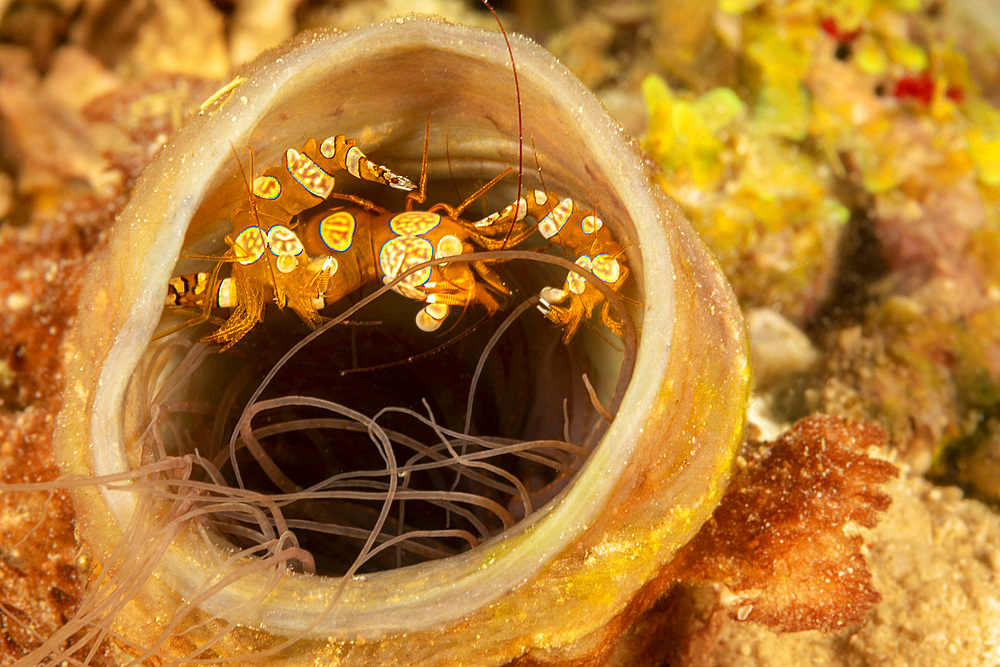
[754,83,810,140]
[854,35,889,74]
[888,39,928,72]
[642,0,999,324]
[966,100,1000,186]
[642,76,745,188]
[746,25,812,85]
[718,0,765,15]
[826,0,871,32]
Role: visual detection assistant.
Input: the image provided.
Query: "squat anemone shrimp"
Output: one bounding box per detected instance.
[32,16,748,665]
[163,126,631,351]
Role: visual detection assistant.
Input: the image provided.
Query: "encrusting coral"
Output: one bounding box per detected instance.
[642,0,1000,482]
[666,416,896,633]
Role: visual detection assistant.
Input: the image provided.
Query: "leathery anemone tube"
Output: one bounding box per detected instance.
[46,17,749,666]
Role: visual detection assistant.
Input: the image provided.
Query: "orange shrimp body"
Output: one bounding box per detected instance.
[206,135,418,347]
[296,205,509,332]
[473,188,629,342]
[165,134,629,350]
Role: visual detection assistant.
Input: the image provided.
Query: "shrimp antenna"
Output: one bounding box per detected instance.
[482,0,523,248]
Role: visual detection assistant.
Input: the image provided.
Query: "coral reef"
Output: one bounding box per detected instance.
[0,0,996,663]
[641,0,1000,480]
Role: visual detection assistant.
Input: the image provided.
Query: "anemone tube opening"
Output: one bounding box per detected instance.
[50,17,749,665]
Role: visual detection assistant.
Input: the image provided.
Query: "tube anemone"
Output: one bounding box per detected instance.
[51,17,749,665]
